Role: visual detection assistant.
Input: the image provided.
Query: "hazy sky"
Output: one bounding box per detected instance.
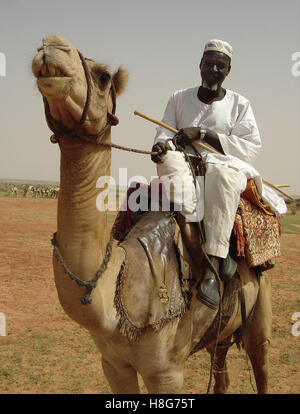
[0,0,299,197]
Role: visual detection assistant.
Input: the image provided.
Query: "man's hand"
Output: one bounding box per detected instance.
[151,142,169,163]
[175,127,225,154]
[173,127,201,148]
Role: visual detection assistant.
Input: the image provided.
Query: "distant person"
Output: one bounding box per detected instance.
[151,39,286,309]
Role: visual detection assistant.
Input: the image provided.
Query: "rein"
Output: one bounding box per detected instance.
[43,49,159,156]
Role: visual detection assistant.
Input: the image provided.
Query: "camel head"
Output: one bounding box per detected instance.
[32,35,128,140]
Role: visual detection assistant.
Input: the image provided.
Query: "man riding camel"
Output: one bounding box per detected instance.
[151,39,286,310]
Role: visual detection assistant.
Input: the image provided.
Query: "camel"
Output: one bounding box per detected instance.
[32,35,272,394]
[51,186,60,198]
[11,185,18,197]
[23,185,34,197]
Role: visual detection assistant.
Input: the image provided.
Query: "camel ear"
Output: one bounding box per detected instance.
[112,67,129,96]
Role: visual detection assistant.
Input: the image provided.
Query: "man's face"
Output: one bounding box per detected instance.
[200,51,231,88]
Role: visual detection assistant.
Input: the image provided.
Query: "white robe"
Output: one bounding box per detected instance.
[154,87,287,216]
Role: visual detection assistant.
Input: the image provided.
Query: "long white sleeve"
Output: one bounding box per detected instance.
[154,94,177,150]
[217,101,261,166]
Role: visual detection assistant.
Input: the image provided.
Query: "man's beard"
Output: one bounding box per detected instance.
[202,80,218,91]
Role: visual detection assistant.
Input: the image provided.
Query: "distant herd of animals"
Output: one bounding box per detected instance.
[7,184,299,211]
[9,184,59,198]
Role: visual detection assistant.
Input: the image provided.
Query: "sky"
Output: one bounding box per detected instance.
[0,0,299,197]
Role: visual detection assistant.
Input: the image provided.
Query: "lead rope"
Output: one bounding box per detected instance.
[47,119,161,156]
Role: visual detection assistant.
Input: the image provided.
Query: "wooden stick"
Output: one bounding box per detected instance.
[276,184,291,188]
[261,179,293,200]
[134,110,178,134]
[134,110,294,201]
[134,110,219,154]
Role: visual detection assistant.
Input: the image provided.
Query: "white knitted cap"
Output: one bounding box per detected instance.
[203,39,233,60]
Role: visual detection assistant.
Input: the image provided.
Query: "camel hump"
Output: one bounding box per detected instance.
[115,211,191,341]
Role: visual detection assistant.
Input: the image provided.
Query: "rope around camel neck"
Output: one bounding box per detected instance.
[51,232,114,305]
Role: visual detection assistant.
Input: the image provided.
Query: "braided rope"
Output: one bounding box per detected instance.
[51,232,114,304]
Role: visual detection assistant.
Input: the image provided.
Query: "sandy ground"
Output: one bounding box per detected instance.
[0,198,299,394]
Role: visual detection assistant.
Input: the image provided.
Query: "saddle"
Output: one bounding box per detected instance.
[113,207,248,343]
[112,178,281,268]
[111,172,281,340]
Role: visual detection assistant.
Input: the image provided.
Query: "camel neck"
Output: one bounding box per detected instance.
[56,137,111,273]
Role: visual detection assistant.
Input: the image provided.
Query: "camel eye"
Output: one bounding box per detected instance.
[99,72,111,85]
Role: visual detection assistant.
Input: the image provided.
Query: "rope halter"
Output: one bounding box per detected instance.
[43,49,118,146]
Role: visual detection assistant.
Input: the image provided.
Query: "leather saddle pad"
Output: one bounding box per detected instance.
[114,211,191,340]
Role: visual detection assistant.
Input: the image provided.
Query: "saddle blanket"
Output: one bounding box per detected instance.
[233,179,281,267]
[234,197,281,267]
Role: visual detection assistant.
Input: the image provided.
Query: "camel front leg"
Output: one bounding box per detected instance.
[101,358,140,394]
[244,273,272,394]
[91,333,140,393]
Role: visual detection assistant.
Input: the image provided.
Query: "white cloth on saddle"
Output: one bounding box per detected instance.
[154,86,287,216]
[157,151,204,222]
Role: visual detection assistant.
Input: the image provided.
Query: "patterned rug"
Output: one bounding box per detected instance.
[233,196,281,267]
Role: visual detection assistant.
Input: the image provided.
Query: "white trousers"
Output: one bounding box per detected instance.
[203,162,247,258]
